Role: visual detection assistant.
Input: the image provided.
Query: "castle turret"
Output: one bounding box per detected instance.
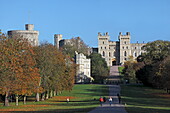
[8,24,39,46]
[54,34,62,49]
[25,24,34,30]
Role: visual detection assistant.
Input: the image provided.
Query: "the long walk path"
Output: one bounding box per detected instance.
[88,66,128,113]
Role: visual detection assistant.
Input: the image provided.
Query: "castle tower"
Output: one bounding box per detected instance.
[98,32,110,65]
[8,24,39,46]
[119,32,131,64]
[25,24,34,30]
[54,34,62,49]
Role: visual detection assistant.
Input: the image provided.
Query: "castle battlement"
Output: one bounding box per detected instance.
[98,32,146,66]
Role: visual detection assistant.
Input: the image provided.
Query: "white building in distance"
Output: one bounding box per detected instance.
[75,51,92,83]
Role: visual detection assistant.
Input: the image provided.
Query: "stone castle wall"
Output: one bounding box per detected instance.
[8,24,39,46]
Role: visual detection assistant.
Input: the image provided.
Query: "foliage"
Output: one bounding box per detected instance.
[141,40,170,64]
[89,53,109,83]
[33,43,76,99]
[122,56,144,83]
[0,35,40,106]
[136,40,170,89]
[60,37,89,58]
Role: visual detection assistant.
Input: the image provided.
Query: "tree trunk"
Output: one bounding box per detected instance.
[50,90,53,98]
[36,92,40,102]
[4,92,9,106]
[41,92,45,101]
[53,90,56,96]
[16,95,19,106]
[46,91,49,100]
[23,95,27,104]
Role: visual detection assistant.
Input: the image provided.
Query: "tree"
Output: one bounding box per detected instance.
[161,56,170,93]
[0,35,40,106]
[60,37,89,58]
[141,40,170,64]
[33,43,75,100]
[136,40,170,87]
[89,53,109,83]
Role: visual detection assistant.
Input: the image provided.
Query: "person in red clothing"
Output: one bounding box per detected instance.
[99,97,104,106]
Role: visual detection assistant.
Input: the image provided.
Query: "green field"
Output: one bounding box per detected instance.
[118,66,124,76]
[121,85,170,113]
[0,84,108,113]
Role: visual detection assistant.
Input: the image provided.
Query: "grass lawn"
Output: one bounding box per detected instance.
[121,85,170,113]
[0,84,108,113]
[118,66,124,76]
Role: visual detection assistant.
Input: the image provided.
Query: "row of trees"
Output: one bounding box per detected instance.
[0,33,76,106]
[122,40,170,93]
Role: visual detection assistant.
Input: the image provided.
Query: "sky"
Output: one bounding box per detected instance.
[1,0,170,47]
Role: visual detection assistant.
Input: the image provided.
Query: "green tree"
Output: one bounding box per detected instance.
[136,40,170,87]
[89,53,109,83]
[33,43,75,100]
[60,37,88,58]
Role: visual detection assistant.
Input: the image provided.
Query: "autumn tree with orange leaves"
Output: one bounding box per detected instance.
[33,43,75,100]
[0,34,41,106]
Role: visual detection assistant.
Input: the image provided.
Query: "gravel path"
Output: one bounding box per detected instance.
[88,66,128,113]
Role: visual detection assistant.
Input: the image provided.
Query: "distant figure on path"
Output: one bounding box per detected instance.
[103,97,106,102]
[117,94,121,104]
[108,97,112,106]
[66,97,69,103]
[99,97,104,106]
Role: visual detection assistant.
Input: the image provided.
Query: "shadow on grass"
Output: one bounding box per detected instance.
[121,85,170,113]
[9,107,94,113]
[126,106,170,113]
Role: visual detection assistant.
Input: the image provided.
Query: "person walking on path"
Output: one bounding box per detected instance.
[108,97,112,106]
[103,97,106,102]
[117,93,121,104]
[99,97,104,106]
[66,97,69,104]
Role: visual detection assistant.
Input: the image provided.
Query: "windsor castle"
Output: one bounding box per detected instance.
[97,32,145,66]
[7,24,146,67]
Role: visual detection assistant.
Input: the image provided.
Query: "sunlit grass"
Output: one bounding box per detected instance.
[0,84,108,113]
[121,85,170,113]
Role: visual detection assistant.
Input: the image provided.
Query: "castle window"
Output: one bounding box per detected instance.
[135,52,137,57]
[122,46,124,49]
[103,41,104,44]
[101,47,102,49]
[124,51,127,56]
[109,52,111,57]
[124,41,126,44]
[126,46,128,49]
[124,58,127,60]
[105,47,106,49]
[135,47,137,49]
[103,51,105,56]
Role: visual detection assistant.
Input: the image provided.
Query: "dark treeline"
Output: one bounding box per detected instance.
[122,40,170,93]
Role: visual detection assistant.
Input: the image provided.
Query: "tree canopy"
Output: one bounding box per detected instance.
[0,35,40,106]
[60,37,89,58]
[122,40,170,92]
[89,53,109,83]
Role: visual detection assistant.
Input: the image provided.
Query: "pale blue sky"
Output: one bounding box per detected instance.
[1,0,170,47]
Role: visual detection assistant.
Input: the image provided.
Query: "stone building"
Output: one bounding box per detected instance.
[54,34,81,49]
[75,51,92,83]
[98,32,145,66]
[8,24,39,46]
